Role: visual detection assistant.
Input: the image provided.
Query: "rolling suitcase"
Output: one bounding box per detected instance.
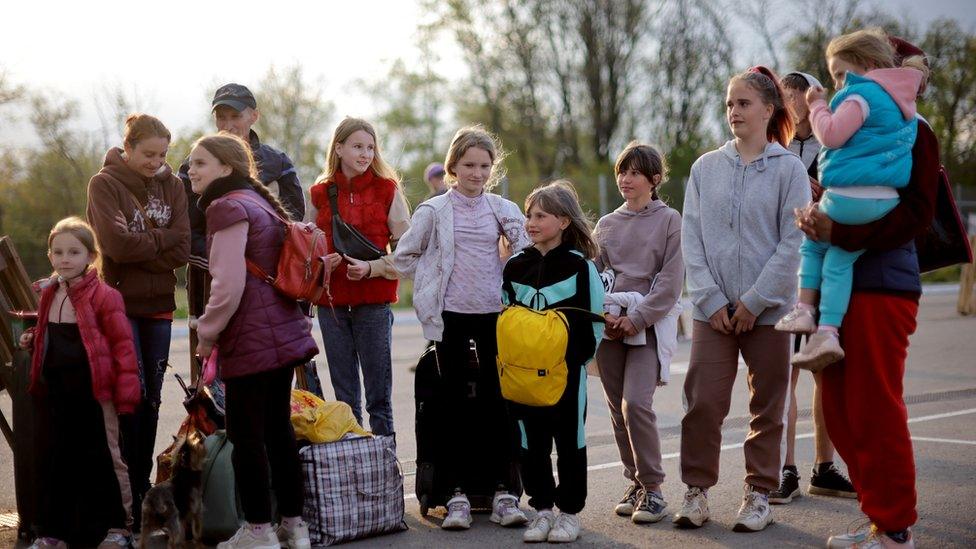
[413,341,522,516]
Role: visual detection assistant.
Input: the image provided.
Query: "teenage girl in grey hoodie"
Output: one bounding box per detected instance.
[674,66,810,533]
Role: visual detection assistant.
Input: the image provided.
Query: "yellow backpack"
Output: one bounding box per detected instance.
[496,305,602,407]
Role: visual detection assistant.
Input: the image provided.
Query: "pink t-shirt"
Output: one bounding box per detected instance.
[443,190,504,314]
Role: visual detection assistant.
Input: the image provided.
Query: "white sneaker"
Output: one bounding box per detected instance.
[96,529,132,549]
[547,513,581,543]
[523,510,556,543]
[775,306,817,334]
[792,331,845,373]
[732,488,773,532]
[490,492,528,526]
[275,519,312,549]
[442,493,473,530]
[827,520,874,548]
[672,487,709,528]
[851,528,914,548]
[217,524,282,549]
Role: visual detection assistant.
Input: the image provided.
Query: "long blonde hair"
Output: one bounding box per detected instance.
[319,117,399,183]
[524,180,599,259]
[192,133,293,220]
[48,216,101,276]
[444,125,507,192]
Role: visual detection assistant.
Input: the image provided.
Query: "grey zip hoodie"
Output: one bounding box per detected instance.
[681,140,811,325]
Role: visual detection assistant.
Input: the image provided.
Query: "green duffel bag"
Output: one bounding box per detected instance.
[200,430,244,543]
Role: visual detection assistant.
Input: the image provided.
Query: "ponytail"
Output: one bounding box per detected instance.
[731,66,795,147]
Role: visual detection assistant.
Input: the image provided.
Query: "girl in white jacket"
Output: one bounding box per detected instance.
[394,126,531,532]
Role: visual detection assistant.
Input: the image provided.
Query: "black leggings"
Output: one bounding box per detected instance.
[224,365,303,523]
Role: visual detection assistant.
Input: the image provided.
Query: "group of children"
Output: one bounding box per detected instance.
[19,26,927,549]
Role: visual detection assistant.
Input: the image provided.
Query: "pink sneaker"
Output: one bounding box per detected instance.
[775,307,817,334]
[791,331,844,373]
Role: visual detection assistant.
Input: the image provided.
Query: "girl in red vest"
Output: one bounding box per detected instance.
[22,217,141,549]
[308,117,410,437]
[190,133,322,548]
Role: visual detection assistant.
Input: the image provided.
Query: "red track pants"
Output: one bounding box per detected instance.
[821,291,919,531]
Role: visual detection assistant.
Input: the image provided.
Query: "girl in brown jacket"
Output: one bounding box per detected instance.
[85,113,189,530]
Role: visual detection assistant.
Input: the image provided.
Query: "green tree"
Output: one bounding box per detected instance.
[920,19,976,187]
[253,64,335,188]
[0,92,102,277]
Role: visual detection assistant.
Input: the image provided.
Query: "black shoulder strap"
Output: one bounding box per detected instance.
[327,184,341,220]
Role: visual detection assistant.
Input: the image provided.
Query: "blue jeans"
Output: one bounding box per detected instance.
[120,316,171,528]
[799,192,900,326]
[317,304,395,436]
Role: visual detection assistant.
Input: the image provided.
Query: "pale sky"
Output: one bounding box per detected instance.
[0,0,460,146]
[1,0,973,149]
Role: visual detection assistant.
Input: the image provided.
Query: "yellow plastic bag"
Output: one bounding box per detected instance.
[290,390,371,443]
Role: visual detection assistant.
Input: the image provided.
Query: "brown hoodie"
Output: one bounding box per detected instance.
[594,200,684,331]
[86,147,190,316]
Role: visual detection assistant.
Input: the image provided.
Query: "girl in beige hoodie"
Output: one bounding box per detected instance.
[594,142,684,526]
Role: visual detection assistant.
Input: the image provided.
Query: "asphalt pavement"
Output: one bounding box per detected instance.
[2,289,974,547]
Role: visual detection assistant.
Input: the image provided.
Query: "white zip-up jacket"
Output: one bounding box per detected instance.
[393,189,531,341]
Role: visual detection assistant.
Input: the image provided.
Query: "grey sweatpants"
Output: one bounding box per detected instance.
[596,330,665,490]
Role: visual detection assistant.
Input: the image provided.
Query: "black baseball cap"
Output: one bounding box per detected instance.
[212,83,257,112]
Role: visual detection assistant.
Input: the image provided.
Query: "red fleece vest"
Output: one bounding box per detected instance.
[310,170,399,306]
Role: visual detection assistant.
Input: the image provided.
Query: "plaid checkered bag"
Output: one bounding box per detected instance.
[300,434,407,545]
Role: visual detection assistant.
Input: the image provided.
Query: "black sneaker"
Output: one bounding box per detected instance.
[769,466,800,504]
[631,489,668,524]
[614,484,641,516]
[809,462,857,498]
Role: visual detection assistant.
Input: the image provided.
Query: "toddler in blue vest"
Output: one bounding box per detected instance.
[777,28,927,371]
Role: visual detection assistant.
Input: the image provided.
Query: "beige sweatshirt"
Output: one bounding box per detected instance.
[594,200,684,332]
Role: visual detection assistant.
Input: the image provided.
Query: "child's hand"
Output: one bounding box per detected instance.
[709,307,733,335]
[324,253,342,273]
[196,340,214,361]
[805,86,826,106]
[18,329,34,350]
[603,314,622,340]
[616,316,640,337]
[343,255,371,280]
[114,213,129,232]
[730,300,757,335]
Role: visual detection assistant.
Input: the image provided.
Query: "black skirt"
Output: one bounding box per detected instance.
[35,322,126,545]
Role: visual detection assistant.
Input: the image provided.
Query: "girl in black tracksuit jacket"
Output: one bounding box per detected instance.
[500,181,605,543]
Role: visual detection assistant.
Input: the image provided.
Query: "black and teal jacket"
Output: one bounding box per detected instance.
[501,242,606,370]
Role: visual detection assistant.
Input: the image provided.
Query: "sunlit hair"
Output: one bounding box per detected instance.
[444,125,507,192]
[524,180,599,259]
[828,28,929,93]
[48,216,100,275]
[614,141,669,201]
[123,113,171,149]
[319,117,399,184]
[729,65,795,147]
[192,133,293,220]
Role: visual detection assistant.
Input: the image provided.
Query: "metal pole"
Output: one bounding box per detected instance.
[598,173,608,216]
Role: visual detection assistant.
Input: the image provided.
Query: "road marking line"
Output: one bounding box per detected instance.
[911,436,976,446]
[403,407,976,502]
[906,407,976,423]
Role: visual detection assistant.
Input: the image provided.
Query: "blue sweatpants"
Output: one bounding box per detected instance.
[798,192,899,327]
